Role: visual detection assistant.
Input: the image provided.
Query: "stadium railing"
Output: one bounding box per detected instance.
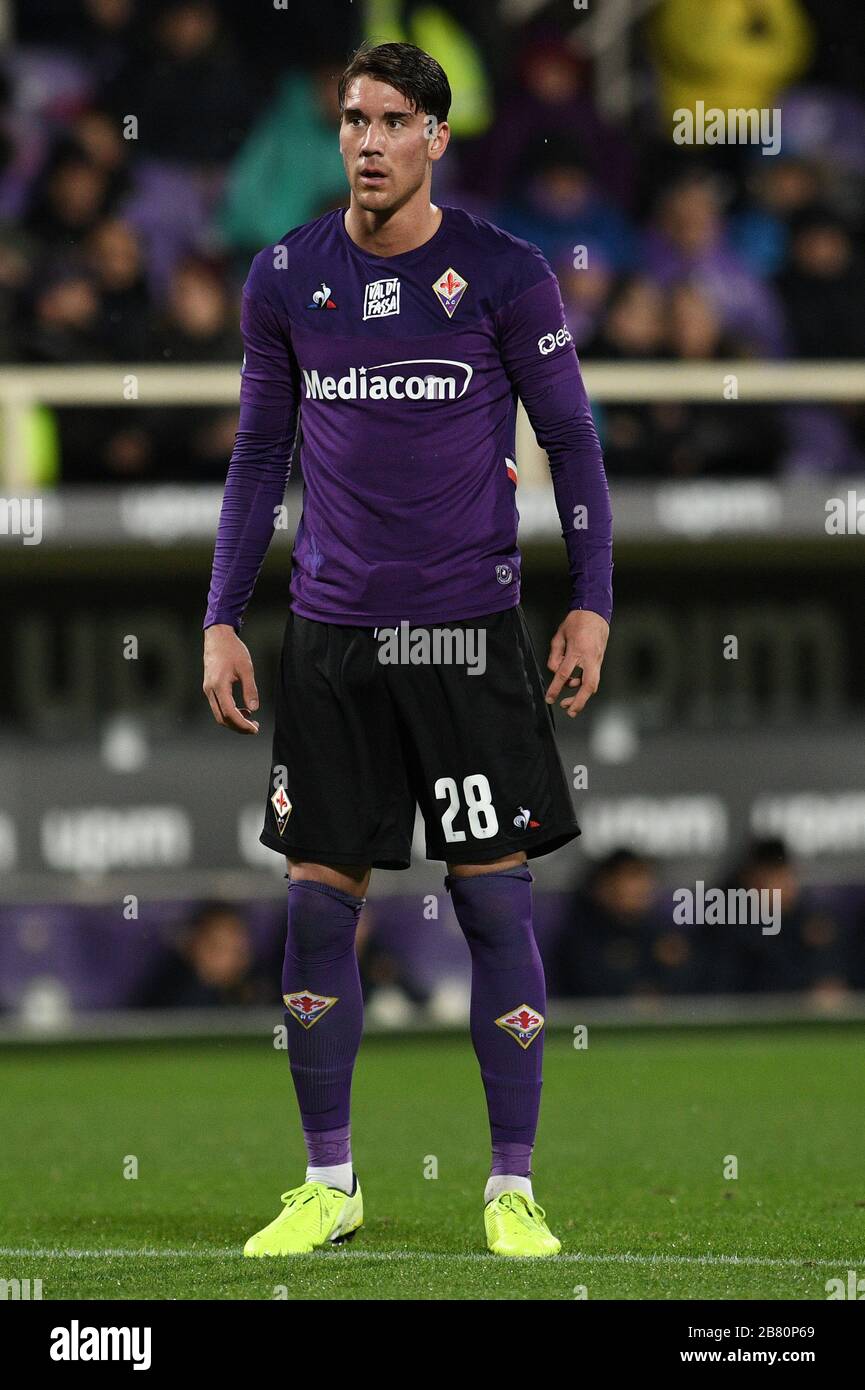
[2,361,865,491]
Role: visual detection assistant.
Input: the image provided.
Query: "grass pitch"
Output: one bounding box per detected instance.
[1,1023,863,1300]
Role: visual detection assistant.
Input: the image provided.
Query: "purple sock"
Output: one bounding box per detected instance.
[282,880,365,1167]
[446,866,544,1179]
[303,1122,352,1168]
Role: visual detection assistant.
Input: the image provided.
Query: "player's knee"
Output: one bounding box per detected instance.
[446,853,526,878]
[284,879,364,965]
[460,914,539,964]
[288,859,371,897]
[447,866,539,964]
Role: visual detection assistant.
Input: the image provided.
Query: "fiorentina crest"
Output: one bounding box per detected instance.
[283,990,338,1028]
[271,785,292,835]
[432,266,467,317]
[495,1004,545,1049]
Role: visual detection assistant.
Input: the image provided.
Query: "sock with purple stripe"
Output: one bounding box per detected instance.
[445,866,544,1198]
[282,879,364,1195]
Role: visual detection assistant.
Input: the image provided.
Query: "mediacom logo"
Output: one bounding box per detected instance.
[302,359,473,402]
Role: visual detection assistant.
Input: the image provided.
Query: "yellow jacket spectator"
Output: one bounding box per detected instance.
[650,0,813,122]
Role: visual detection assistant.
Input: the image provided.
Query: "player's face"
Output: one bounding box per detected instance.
[339,76,444,213]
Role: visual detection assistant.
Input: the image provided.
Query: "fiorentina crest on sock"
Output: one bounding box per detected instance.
[495,1004,545,1049]
[283,990,338,1028]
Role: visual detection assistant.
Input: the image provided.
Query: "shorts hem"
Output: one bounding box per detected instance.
[258,830,411,871]
[426,823,581,865]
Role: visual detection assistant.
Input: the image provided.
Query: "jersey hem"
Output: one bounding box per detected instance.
[288,589,521,628]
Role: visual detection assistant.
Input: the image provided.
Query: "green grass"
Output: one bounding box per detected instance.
[1,1024,864,1300]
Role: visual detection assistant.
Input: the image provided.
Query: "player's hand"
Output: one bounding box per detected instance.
[203,624,260,734]
[545,609,609,718]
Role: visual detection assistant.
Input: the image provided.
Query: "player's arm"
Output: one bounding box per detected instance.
[496,262,613,717]
[203,256,300,734]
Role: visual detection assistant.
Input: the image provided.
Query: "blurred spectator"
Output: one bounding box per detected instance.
[799,0,865,96]
[552,849,686,998]
[556,248,615,350]
[55,405,164,480]
[84,217,151,357]
[72,108,132,187]
[150,256,241,363]
[659,283,784,475]
[778,403,865,477]
[460,29,633,211]
[99,0,255,167]
[775,207,865,359]
[93,0,259,294]
[586,274,666,361]
[20,266,108,363]
[649,0,813,126]
[0,222,34,362]
[780,84,865,183]
[643,174,787,355]
[218,0,363,85]
[23,151,117,259]
[715,838,850,1002]
[729,156,823,276]
[355,906,429,1014]
[667,281,735,359]
[496,137,636,272]
[217,62,346,253]
[587,277,784,477]
[128,256,243,479]
[134,901,270,1007]
[15,0,141,79]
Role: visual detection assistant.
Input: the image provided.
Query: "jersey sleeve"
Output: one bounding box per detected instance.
[495,254,613,623]
[203,253,300,631]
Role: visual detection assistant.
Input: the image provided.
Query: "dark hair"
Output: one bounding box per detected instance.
[337,41,451,125]
[583,848,653,893]
[188,901,245,937]
[741,837,790,869]
[788,205,851,240]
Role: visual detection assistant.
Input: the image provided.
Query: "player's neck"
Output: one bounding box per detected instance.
[343,197,442,259]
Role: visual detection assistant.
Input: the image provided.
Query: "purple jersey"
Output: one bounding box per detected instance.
[204,205,612,630]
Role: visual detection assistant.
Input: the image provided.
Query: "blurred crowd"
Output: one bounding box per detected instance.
[132,898,429,1015]
[131,839,865,1013]
[3,836,864,1023]
[96,828,865,1017]
[64,828,865,1017]
[552,839,863,1005]
[2,0,865,481]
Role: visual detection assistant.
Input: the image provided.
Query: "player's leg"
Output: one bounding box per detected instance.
[445,853,560,1256]
[445,852,540,1191]
[282,857,369,1199]
[390,606,578,1256]
[246,614,413,1255]
[245,856,371,1255]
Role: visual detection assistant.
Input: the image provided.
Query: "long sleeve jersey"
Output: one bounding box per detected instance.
[204,203,613,630]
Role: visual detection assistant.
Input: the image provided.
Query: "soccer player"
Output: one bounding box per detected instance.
[203,41,612,1258]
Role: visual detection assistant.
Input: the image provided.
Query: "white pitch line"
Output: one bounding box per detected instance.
[0,1246,861,1269]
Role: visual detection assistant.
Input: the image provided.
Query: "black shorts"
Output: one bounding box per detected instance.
[259,606,581,869]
